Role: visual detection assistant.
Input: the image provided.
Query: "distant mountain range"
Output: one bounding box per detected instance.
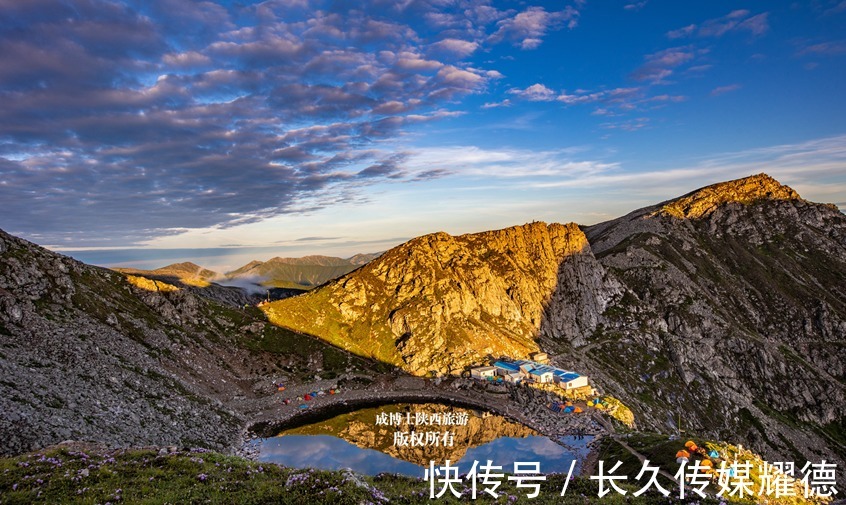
[224,253,381,289]
[263,173,846,466]
[115,252,382,292]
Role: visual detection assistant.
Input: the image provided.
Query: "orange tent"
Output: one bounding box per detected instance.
[573,407,583,413]
[685,440,698,451]
[676,450,690,459]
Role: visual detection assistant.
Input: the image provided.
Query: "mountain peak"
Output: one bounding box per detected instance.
[659,173,801,219]
[154,261,202,272]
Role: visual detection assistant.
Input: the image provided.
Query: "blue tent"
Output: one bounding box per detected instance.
[708,449,719,458]
[563,406,575,413]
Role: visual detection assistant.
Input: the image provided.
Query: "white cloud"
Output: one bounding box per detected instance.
[430,38,479,57]
[404,145,618,179]
[508,83,556,101]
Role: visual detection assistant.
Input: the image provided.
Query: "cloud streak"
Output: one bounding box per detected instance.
[667,10,769,40]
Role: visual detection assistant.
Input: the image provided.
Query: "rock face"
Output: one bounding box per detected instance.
[0,230,368,456]
[265,222,618,374]
[267,174,846,466]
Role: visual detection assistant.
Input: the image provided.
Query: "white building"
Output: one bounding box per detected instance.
[503,372,523,384]
[530,352,549,363]
[553,371,589,390]
[470,366,497,380]
[529,369,554,383]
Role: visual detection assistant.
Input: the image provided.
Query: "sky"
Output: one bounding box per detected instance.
[1,0,845,272]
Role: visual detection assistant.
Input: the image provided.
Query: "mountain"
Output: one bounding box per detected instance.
[347,253,382,266]
[582,173,846,466]
[113,262,254,307]
[226,253,381,289]
[265,173,846,466]
[0,230,377,456]
[263,222,618,374]
[116,262,221,287]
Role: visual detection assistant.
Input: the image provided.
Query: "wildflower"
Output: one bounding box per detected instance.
[198,473,208,482]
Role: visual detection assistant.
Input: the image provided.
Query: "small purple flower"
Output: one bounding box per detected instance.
[197,473,208,482]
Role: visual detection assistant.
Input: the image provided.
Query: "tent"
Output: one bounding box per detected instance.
[676,450,690,459]
[708,449,719,458]
[573,407,583,413]
[685,440,698,451]
[563,406,575,413]
[676,457,688,465]
[304,394,313,401]
[298,404,309,410]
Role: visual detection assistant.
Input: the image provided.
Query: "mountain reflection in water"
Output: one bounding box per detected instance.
[258,434,590,477]
[255,403,591,477]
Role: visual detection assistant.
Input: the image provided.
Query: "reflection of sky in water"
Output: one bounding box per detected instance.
[258,434,591,478]
[259,435,423,477]
[458,436,590,474]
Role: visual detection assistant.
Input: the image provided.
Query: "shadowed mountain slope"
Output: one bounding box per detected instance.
[0,230,376,456]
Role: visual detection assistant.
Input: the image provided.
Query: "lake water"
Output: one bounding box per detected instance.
[254,403,592,478]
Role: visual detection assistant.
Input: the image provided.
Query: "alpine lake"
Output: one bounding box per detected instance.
[251,402,592,478]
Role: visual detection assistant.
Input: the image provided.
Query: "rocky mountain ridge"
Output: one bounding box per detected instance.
[224,253,382,289]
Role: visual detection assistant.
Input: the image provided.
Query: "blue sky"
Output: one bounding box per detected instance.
[1,0,845,272]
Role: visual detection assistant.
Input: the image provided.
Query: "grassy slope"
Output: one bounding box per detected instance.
[0,446,724,504]
[263,283,406,368]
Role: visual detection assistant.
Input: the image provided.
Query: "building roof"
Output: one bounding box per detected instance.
[554,372,581,382]
[493,361,520,372]
[529,368,553,376]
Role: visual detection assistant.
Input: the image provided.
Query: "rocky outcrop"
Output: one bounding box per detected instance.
[265,222,619,374]
[657,172,801,219]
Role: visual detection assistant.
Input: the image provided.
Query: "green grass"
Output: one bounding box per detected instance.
[0,446,727,504]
